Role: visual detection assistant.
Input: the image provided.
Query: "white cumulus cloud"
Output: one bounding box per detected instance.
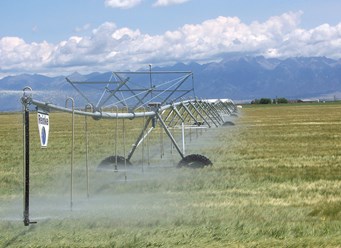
[0,37,53,72]
[104,0,190,8]
[1,12,341,77]
[153,0,190,7]
[75,23,91,33]
[104,0,142,9]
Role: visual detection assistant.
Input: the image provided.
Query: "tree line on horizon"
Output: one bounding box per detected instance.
[251,97,289,104]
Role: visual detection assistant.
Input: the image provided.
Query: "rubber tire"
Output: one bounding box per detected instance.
[177,154,212,169]
[223,121,235,126]
[98,155,132,170]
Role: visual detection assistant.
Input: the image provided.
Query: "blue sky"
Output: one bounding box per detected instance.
[1,0,341,77]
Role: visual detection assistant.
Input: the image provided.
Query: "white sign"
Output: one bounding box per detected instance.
[37,112,49,148]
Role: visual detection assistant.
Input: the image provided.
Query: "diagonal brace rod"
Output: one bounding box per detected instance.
[156,112,184,159]
[127,117,153,161]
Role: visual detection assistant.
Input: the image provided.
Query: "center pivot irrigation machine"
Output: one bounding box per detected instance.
[20,68,237,226]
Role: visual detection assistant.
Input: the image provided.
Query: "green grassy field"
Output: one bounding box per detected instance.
[0,103,340,247]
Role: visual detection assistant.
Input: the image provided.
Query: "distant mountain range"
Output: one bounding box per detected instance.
[1,56,341,111]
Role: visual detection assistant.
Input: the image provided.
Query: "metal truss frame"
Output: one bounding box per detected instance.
[20,71,237,226]
[26,70,237,161]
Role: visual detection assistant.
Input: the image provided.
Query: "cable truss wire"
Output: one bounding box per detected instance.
[103,74,192,109]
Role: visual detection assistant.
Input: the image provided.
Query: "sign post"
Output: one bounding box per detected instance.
[23,103,30,226]
[21,87,37,226]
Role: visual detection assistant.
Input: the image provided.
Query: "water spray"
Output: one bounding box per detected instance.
[19,70,237,225]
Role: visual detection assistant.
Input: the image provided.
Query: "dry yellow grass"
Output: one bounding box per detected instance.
[0,103,340,247]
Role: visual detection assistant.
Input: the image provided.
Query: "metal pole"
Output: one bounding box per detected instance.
[113,105,118,171]
[21,87,36,226]
[160,122,164,159]
[23,102,30,226]
[156,113,184,159]
[182,122,185,156]
[170,127,173,155]
[147,107,151,165]
[142,107,145,172]
[84,104,93,198]
[85,115,89,198]
[65,98,75,211]
[123,106,128,181]
[149,64,152,99]
[126,110,152,161]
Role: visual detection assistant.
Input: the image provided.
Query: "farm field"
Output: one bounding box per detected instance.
[0,103,341,247]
